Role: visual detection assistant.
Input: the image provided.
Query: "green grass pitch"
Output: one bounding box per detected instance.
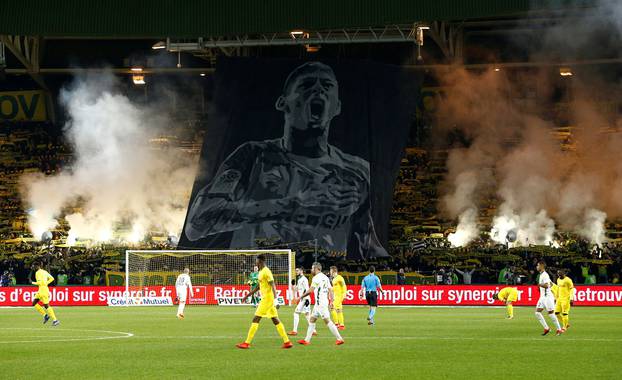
[1,306,621,379]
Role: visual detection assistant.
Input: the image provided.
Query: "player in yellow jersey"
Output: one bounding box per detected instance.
[330,266,347,330]
[236,254,292,349]
[493,287,518,319]
[555,269,574,332]
[551,283,559,299]
[31,262,60,326]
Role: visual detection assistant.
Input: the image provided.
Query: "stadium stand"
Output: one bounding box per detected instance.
[1,114,621,286]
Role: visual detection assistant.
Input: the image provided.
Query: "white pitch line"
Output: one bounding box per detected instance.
[0,327,134,344]
[2,328,619,344]
[129,335,622,342]
[6,336,115,338]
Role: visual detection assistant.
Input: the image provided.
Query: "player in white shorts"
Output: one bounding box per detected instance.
[288,267,316,336]
[175,268,194,319]
[534,261,563,336]
[295,262,344,346]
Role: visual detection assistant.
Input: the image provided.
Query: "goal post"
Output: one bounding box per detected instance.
[124,249,295,305]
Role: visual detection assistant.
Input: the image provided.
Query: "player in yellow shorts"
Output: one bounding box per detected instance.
[555,269,574,331]
[330,266,347,330]
[493,287,518,319]
[32,262,59,326]
[236,254,292,349]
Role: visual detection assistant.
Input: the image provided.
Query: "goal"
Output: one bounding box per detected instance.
[125,249,294,304]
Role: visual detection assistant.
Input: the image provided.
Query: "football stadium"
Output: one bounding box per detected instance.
[1,1,622,379]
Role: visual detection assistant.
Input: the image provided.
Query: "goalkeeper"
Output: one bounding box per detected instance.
[247,265,260,306]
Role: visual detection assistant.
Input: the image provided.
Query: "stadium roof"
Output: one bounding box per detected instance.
[0,0,595,38]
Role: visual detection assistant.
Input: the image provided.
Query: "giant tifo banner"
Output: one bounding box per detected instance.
[179,58,421,260]
[1,285,621,307]
[0,90,48,121]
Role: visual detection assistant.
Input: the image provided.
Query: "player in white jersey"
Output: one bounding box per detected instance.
[175,268,194,319]
[288,267,316,336]
[534,261,563,336]
[296,262,344,346]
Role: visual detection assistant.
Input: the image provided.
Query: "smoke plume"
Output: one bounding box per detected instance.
[22,73,198,243]
[438,0,622,248]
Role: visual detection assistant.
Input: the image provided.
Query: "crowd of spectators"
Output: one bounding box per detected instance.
[0,121,71,238]
[1,120,622,287]
[3,231,619,286]
[0,240,178,286]
[384,139,622,285]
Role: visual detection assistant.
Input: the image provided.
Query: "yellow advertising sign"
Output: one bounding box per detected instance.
[0,90,48,121]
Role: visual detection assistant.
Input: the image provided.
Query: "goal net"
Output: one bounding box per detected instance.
[125,249,294,305]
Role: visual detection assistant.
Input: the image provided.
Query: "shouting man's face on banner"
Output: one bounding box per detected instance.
[276,64,341,133]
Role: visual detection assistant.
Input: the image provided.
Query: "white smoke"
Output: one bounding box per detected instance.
[447,208,479,247]
[22,73,198,243]
[488,131,559,247]
[490,209,555,247]
[490,213,517,245]
[580,208,608,247]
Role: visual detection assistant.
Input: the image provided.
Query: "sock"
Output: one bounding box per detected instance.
[535,312,549,329]
[338,311,345,326]
[327,321,343,341]
[293,313,300,332]
[369,308,376,320]
[548,313,561,330]
[562,313,569,328]
[507,305,513,318]
[305,322,316,342]
[34,304,46,316]
[47,306,57,321]
[245,322,259,344]
[177,302,185,315]
[306,314,316,333]
[556,313,563,327]
[331,309,338,324]
[275,322,290,343]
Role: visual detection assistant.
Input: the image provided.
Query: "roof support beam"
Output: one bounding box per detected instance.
[0,34,55,121]
[427,22,464,63]
[166,24,425,51]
